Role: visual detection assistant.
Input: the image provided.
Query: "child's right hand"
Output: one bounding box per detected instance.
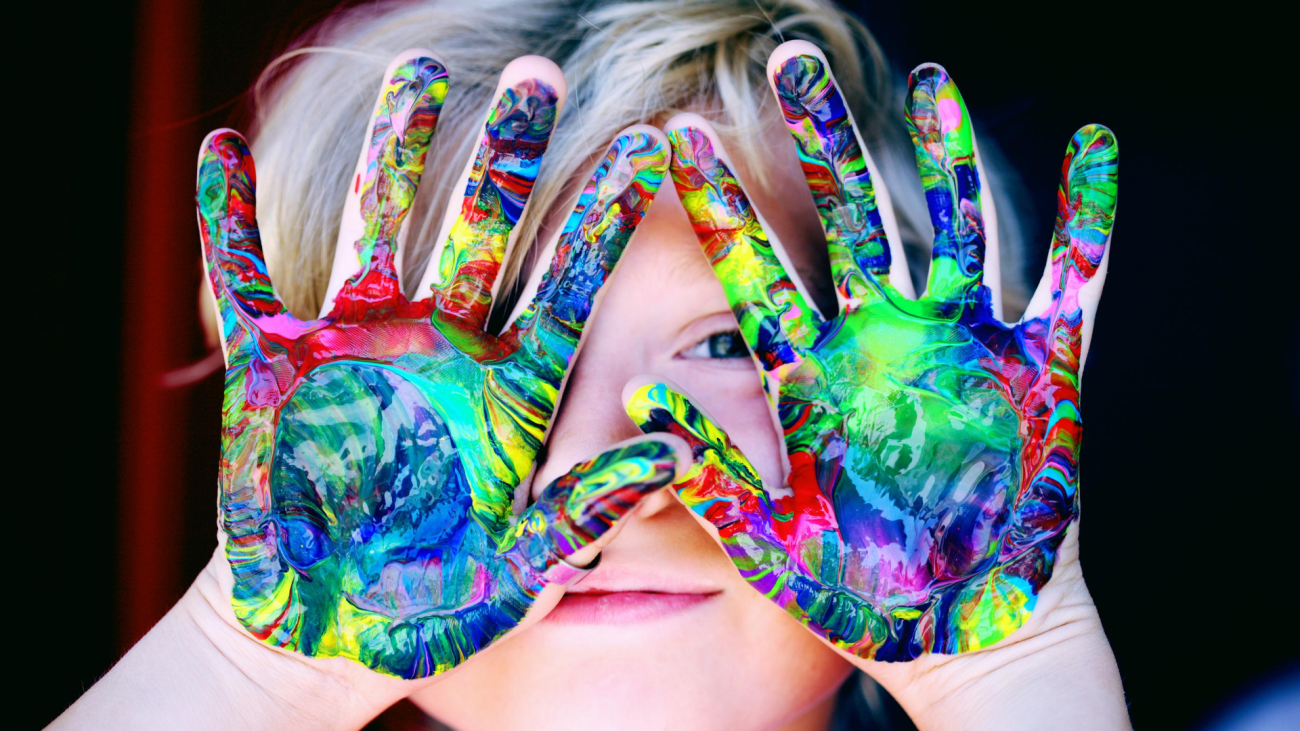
[199,50,684,681]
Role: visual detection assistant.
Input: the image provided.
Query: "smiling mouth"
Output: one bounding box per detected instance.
[544,590,721,625]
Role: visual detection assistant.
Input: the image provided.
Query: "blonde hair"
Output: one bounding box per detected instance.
[249,0,1027,322]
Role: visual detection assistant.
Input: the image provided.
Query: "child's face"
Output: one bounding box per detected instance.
[408,132,853,730]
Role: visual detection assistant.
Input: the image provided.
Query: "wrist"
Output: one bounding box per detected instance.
[883,598,1128,731]
[860,529,1131,731]
[54,554,407,731]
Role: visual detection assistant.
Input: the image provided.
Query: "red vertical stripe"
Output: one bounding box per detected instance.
[118,0,199,651]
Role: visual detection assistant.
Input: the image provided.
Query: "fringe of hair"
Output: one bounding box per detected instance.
[248,0,1027,323]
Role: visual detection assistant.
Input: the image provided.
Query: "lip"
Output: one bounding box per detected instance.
[543,563,723,625]
[544,590,720,625]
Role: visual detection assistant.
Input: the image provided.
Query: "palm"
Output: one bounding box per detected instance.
[632,55,1116,661]
[199,55,673,678]
[784,294,1024,595]
[215,292,544,678]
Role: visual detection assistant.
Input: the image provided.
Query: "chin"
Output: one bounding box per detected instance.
[409,592,855,731]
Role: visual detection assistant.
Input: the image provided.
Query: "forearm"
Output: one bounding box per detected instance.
[52,560,402,731]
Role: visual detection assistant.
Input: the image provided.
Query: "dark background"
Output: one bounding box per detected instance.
[44,1,1296,729]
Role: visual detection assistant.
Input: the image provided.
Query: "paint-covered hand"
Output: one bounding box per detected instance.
[629,51,1117,661]
[198,53,675,678]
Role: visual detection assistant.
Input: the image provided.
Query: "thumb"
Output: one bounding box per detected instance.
[504,435,689,587]
[621,377,774,539]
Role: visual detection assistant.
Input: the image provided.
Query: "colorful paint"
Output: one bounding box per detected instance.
[646,56,1118,661]
[771,54,892,306]
[197,55,672,678]
[432,79,559,331]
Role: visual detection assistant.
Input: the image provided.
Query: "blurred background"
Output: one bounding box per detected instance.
[44,1,1296,729]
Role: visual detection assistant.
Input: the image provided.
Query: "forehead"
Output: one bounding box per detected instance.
[618,171,727,288]
[528,119,834,322]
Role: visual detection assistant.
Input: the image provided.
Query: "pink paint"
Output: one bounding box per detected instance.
[938,97,964,135]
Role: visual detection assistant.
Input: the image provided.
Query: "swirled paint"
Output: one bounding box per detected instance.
[198,55,672,678]
[643,57,1118,661]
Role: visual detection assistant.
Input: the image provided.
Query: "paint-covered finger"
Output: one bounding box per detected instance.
[419,56,565,332]
[667,118,820,371]
[623,378,793,597]
[1023,125,1118,371]
[322,53,449,319]
[498,127,668,380]
[195,129,291,353]
[906,63,988,306]
[623,380,773,536]
[504,436,687,585]
[768,42,910,305]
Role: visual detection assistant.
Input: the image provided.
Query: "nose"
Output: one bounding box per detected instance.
[531,341,682,517]
[526,183,698,517]
[534,350,643,487]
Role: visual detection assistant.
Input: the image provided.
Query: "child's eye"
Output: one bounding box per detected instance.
[679,330,750,360]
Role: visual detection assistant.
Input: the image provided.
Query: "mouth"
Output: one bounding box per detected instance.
[542,564,723,625]
[544,590,721,624]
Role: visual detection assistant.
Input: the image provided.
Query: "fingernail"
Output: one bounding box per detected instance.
[907,63,970,149]
[772,54,833,120]
[667,127,756,230]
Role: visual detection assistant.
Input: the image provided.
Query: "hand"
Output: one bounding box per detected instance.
[199,51,678,679]
[625,41,1117,665]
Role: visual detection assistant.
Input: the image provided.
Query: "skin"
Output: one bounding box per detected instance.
[622,41,1129,729]
[630,60,1113,659]
[409,146,855,731]
[54,42,1129,731]
[198,52,686,679]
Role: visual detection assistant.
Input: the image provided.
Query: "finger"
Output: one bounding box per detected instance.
[623,377,796,598]
[622,378,772,538]
[320,52,448,320]
[905,63,988,306]
[1021,125,1118,375]
[503,435,688,585]
[195,129,292,357]
[767,40,913,306]
[1009,126,1117,562]
[666,116,821,371]
[416,56,565,334]
[785,576,894,659]
[497,126,669,377]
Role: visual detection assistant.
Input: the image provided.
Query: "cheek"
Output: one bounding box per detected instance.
[723,587,858,720]
[409,586,853,731]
